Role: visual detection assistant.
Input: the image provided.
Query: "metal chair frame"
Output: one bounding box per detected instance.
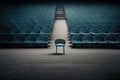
[55,39,66,54]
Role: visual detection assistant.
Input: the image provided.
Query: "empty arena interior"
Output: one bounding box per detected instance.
[0,0,120,80]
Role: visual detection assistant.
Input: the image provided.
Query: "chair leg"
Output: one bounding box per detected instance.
[56,47,57,54]
[63,47,65,55]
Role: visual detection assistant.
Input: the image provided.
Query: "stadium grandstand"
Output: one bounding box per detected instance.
[0,0,120,80]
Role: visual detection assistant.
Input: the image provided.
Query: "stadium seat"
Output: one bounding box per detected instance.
[13,35,25,43]
[70,28,79,35]
[89,28,99,34]
[25,35,36,43]
[109,28,120,34]
[99,28,109,34]
[21,28,31,34]
[79,27,89,34]
[40,28,50,34]
[11,27,21,34]
[94,34,106,48]
[104,34,117,48]
[36,35,49,47]
[116,35,120,48]
[71,34,84,47]
[31,28,41,33]
[83,34,95,47]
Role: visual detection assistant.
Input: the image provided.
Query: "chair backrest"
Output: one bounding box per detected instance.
[83,34,93,42]
[37,35,48,41]
[71,34,82,41]
[104,34,116,41]
[94,34,104,41]
[55,39,66,44]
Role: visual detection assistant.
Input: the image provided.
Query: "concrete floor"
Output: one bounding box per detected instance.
[0,20,120,80]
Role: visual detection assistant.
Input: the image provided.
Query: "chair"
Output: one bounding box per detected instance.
[94,34,106,48]
[11,27,21,34]
[40,27,50,34]
[99,28,109,34]
[25,35,36,44]
[70,28,79,34]
[83,34,95,48]
[13,35,25,43]
[31,28,40,33]
[71,34,84,48]
[79,27,89,34]
[89,28,99,34]
[109,28,120,34]
[36,34,49,47]
[55,39,66,54]
[116,35,120,48]
[21,28,31,34]
[104,34,117,48]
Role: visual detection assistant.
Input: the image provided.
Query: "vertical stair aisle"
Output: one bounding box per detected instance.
[50,1,70,53]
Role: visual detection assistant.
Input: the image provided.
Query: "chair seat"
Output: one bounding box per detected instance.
[55,43,65,47]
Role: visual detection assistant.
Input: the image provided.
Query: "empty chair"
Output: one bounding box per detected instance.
[83,34,95,47]
[25,35,36,43]
[71,34,84,47]
[70,28,79,34]
[13,35,25,43]
[79,27,89,34]
[89,28,99,34]
[36,34,49,47]
[109,28,120,34]
[40,28,50,34]
[99,28,109,34]
[31,28,41,33]
[1,16,15,30]
[116,35,120,48]
[104,34,117,48]
[22,20,33,29]
[94,34,106,48]
[21,28,31,34]
[10,27,21,34]
[55,39,66,54]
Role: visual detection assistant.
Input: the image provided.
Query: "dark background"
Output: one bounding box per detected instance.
[0,0,120,4]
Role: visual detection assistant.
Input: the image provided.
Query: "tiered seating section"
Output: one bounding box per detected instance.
[0,3,55,47]
[64,3,120,48]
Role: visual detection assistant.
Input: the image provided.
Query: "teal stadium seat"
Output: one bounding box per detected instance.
[36,35,49,47]
[25,35,36,44]
[71,34,84,47]
[83,34,95,47]
[13,35,25,44]
[104,34,117,48]
[94,34,106,48]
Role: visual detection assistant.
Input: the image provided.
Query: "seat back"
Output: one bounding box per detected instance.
[71,34,82,41]
[94,34,104,42]
[83,34,93,42]
[55,39,66,44]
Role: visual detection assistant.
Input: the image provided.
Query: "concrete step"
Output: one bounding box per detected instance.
[55,17,66,19]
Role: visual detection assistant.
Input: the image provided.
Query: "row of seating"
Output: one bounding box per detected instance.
[0,34,49,47]
[69,27,120,35]
[0,3,56,47]
[64,3,120,48]
[71,34,120,48]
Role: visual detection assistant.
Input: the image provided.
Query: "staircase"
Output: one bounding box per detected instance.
[55,1,66,19]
